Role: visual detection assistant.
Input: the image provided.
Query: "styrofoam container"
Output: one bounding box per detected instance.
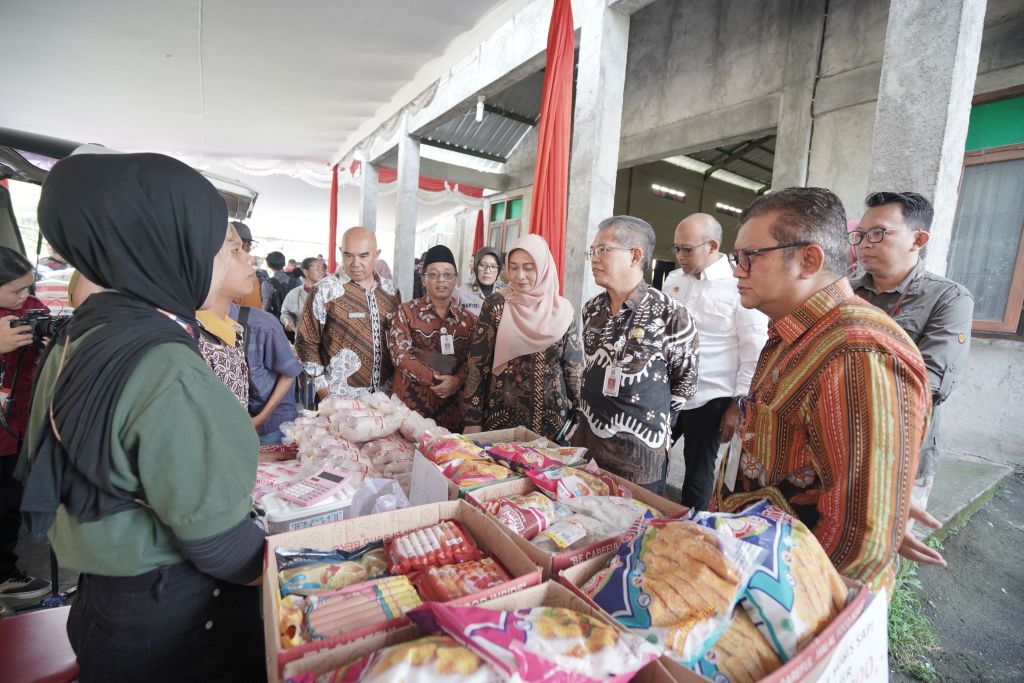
[261,489,355,534]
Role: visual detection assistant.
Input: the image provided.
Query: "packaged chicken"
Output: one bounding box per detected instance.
[332,412,405,444]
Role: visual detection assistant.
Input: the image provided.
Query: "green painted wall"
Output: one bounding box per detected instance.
[965,95,1024,151]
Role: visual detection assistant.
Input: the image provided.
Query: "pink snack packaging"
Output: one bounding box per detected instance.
[527,460,626,500]
[407,602,660,683]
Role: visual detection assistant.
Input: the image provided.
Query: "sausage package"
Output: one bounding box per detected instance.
[687,500,850,661]
[411,557,513,602]
[286,635,501,683]
[303,575,423,641]
[582,519,765,668]
[408,602,661,683]
[384,520,483,574]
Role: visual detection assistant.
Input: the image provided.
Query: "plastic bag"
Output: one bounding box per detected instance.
[692,608,783,683]
[278,546,388,597]
[304,575,423,641]
[582,518,765,667]
[286,635,500,683]
[562,496,661,529]
[349,478,411,517]
[531,513,610,552]
[332,412,405,443]
[408,603,660,682]
[688,500,850,660]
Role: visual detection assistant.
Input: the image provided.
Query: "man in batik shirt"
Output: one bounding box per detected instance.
[575,215,700,496]
[296,227,401,398]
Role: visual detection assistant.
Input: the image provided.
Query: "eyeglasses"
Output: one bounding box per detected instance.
[727,242,813,272]
[846,227,916,245]
[424,272,457,281]
[585,245,633,259]
[671,240,710,257]
[478,264,499,272]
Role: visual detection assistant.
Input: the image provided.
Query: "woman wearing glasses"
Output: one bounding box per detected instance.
[462,234,582,441]
[388,245,476,431]
[454,246,504,316]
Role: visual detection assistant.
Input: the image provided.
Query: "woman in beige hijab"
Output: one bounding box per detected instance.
[462,234,582,441]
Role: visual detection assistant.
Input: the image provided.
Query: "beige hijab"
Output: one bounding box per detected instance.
[493,234,575,374]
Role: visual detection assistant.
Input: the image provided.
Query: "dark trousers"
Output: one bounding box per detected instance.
[672,397,733,511]
[67,562,266,683]
[0,454,21,579]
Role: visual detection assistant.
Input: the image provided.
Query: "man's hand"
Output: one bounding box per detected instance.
[432,373,460,399]
[899,504,947,567]
[284,320,295,333]
[719,401,741,443]
[252,414,268,431]
[0,316,34,354]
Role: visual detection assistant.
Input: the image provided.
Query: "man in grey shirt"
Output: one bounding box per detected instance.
[850,192,974,510]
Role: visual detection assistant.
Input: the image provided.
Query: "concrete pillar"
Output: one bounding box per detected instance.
[359,161,378,230]
[563,0,631,313]
[394,116,420,301]
[771,0,827,190]
[867,0,986,276]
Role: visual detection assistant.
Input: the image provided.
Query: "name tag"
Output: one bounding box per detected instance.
[440,334,455,355]
[348,312,366,319]
[602,365,622,397]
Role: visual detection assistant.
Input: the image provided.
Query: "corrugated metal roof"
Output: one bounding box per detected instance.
[690,135,775,187]
[418,69,546,163]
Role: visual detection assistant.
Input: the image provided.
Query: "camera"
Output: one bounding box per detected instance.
[12,308,70,342]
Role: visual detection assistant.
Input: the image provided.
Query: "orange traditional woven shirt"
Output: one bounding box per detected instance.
[713,280,930,593]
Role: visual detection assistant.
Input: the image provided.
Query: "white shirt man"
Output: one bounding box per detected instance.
[662,213,768,510]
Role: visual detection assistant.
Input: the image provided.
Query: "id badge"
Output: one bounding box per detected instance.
[602,365,622,397]
[440,333,455,355]
[723,429,743,491]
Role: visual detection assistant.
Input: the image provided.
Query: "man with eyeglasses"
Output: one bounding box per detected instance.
[295,226,401,398]
[387,245,475,430]
[662,213,768,510]
[850,192,974,523]
[574,216,699,496]
[711,187,930,594]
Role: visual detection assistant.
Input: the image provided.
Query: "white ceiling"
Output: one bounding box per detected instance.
[3,0,518,257]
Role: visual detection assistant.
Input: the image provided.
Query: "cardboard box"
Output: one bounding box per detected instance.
[465,471,687,579]
[559,554,887,683]
[409,427,544,504]
[278,581,668,682]
[263,499,543,683]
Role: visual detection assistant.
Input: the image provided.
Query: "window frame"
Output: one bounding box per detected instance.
[955,142,1024,334]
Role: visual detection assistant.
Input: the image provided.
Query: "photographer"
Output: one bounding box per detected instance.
[0,247,51,599]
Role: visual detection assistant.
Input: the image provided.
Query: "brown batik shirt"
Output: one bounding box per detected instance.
[295,273,401,397]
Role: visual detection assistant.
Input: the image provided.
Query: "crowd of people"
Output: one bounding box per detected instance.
[0,150,973,681]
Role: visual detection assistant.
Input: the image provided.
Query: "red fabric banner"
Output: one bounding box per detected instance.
[328,164,339,273]
[348,161,484,197]
[528,0,574,292]
[472,209,485,253]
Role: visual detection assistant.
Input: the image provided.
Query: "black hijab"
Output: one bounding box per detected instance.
[20,153,227,536]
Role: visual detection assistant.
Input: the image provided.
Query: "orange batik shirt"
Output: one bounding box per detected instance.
[713,280,930,594]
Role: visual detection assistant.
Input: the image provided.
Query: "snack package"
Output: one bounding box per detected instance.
[480,491,574,539]
[277,545,388,597]
[304,575,423,641]
[692,608,783,683]
[688,500,850,660]
[446,459,516,488]
[279,594,307,648]
[420,435,484,463]
[562,496,661,529]
[385,520,483,574]
[412,557,513,602]
[286,635,501,683]
[582,519,765,667]
[527,461,623,500]
[408,603,661,683]
[531,513,611,552]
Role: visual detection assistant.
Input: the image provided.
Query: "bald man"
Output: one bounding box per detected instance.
[662,213,768,510]
[295,227,402,398]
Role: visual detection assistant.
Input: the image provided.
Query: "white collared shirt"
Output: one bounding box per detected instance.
[661,254,768,409]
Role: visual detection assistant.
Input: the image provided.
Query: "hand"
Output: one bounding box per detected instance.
[316,387,329,401]
[719,401,741,443]
[899,504,947,567]
[0,316,34,354]
[431,373,460,399]
[284,320,295,333]
[463,425,482,434]
[252,414,268,431]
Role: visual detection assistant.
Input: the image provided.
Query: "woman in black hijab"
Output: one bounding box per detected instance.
[19,153,266,682]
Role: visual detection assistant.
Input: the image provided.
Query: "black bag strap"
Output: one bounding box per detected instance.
[237,306,251,356]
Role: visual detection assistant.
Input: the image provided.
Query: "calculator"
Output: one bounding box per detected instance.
[278,468,352,507]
